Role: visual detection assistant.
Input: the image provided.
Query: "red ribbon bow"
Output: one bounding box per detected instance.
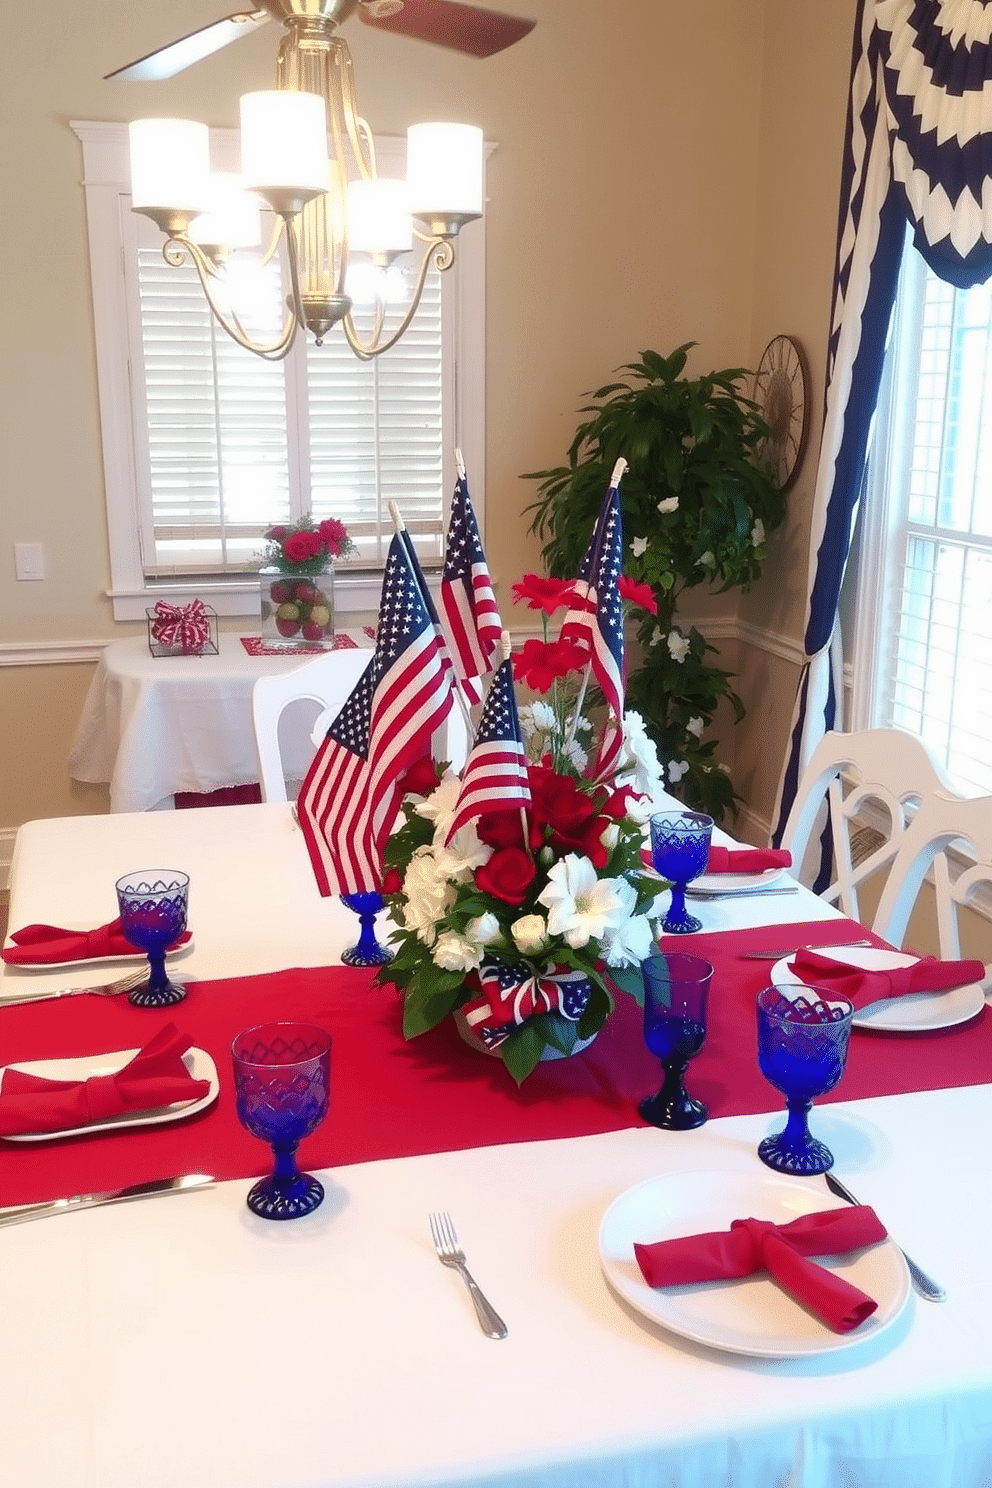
[151,599,210,653]
[461,962,591,1050]
[634,1204,888,1333]
[0,1024,210,1137]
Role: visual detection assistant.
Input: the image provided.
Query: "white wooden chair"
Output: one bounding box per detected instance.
[779,727,958,922]
[251,650,471,803]
[251,649,374,803]
[873,790,992,965]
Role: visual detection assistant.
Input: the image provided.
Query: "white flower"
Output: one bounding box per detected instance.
[566,712,593,734]
[751,518,765,547]
[432,931,482,973]
[599,893,655,968]
[657,496,680,515]
[687,715,704,737]
[537,855,626,949]
[620,710,663,794]
[433,823,492,879]
[510,913,549,955]
[667,631,690,663]
[649,626,663,648]
[600,821,620,850]
[668,759,690,783]
[697,550,715,570]
[631,535,648,557]
[563,738,589,773]
[401,850,456,943]
[519,700,558,741]
[466,912,502,946]
[622,791,655,825]
[414,774,461,842]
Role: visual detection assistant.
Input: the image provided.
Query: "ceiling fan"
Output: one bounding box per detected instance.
[105,0,536,82]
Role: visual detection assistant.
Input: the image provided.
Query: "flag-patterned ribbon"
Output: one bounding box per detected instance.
[150,599,211,654]
[461,959,592,1050]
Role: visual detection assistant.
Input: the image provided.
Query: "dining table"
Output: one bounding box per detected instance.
[1,796,990,1488]
[67,630,374,812]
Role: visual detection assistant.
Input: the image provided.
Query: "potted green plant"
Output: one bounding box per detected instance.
[526,345,786,821]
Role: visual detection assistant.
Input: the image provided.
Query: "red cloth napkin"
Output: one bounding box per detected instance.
[2,918,192,966]
[705,846,792,873]
[790,948,986,1011]
[634,1204,887,1333]
[0,1023,209,1138]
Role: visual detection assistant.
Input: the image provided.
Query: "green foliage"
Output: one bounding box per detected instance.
[526,346,786,819]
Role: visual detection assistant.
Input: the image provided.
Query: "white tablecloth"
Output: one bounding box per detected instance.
[1,805,989,1488]
[67,633,374,812]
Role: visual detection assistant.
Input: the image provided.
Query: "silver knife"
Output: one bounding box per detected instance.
[0,1173,214,1229]
[686,885,800,900]
[824,1171,946,1302]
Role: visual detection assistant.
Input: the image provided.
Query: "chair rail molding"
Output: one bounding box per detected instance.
[0,641,108,667]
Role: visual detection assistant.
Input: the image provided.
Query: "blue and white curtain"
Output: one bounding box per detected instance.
[772,0,992,854]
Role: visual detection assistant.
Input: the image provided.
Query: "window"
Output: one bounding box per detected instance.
[852,242,992,796]
[73,120,487,620]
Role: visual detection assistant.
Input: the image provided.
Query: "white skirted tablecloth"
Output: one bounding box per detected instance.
[68,632,373,812]
[0,803,989,1488]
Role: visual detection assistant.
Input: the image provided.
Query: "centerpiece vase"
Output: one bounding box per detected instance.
[259,563,335,651]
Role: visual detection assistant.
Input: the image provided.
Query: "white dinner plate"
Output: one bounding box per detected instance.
[2,935,195,974]
[599,1169,909,1358]
[692,866,788,893]
[772,944,986,1032]
[0,1044,218,1142]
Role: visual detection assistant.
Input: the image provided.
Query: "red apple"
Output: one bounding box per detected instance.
[269,579,292,604]
[294,580,318,603]
[301,622,325,641]
[276,616,300,637]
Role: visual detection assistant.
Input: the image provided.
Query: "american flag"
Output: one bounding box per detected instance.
[297,533,454,896]
[444,658,531,844]
[461,960,592,1050]
[559,478,626,778]
[440,470,502,705]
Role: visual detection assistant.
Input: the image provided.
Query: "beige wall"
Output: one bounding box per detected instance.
[0,1,857,844]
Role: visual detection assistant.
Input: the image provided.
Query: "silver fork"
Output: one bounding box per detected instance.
[429,1211,508,1339]
[1,968,147,1006]
[739,939,874,961]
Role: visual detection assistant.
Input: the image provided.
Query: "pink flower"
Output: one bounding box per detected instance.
[283,530,323,563]
[318,517,349,557]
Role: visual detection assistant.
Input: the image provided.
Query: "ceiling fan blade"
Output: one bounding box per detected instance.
[105,10,271,82]
[359,0,535,59]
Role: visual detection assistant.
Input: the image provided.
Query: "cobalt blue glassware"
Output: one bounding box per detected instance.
[340,892,394,967]
[639,952,714,1129]
[756,983,854,1175]
[650,811,714,934]
[231,1022,332,1220]
[115,869,189,1007]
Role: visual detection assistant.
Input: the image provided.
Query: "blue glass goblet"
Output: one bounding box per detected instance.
[650,811,714,934]
[340,892,394,967]
[756,983,854,1175]
[115,870,189,1007]
[231,1022,331,1221]
[639,953,714,1129]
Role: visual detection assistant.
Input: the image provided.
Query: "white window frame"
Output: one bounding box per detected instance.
[72,119,488,621]
[850,240,992,797]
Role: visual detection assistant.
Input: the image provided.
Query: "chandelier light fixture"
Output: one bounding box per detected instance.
[110,1,534,362]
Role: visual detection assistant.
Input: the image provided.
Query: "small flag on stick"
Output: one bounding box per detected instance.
[440,452,503,705]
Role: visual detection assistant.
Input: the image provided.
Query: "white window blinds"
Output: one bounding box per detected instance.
[859,252,992,795]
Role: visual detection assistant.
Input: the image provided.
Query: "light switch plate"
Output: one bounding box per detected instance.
[14,542,46,580]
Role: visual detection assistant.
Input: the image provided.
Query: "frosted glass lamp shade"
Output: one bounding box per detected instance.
[240,91,328,196]
[190,174,262,250]
[129,119,210,212]
[406,123,483,216]
[346,179,413,254]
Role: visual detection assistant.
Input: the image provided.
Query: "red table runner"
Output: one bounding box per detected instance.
[1,919,988,1207]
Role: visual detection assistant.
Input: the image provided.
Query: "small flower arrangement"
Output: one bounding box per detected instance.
[261,513,356,576]
[378,573,665,1084]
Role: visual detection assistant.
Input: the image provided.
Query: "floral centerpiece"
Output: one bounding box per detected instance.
[377,572,666,1084]
[258,513,355,647]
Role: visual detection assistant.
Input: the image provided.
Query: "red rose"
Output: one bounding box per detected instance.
[381,867,404,894]
[510,574,579,615]
[550,817,610,868]
[474,848,536,906]
[318,517,348,556]
[512,638,588,693]
[602,786,647,820]
[398,755,442,798]
[283,530,323,563]
[476,809,526,849]
[618,575,658,615]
